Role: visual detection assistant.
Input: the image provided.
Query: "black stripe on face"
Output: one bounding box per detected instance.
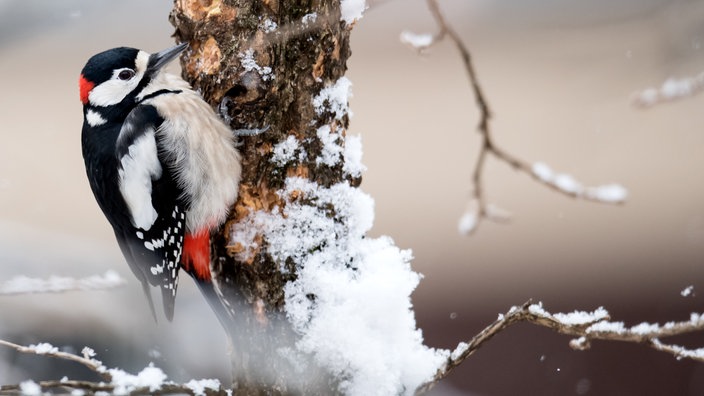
[139,89,183,103]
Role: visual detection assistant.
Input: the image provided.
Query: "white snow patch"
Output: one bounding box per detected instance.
[553,307,609,326]
[109,364,167,394]
[532,162,554,182]
[630,322,660,335]
[0,270,125,295]
[585,184,628,203]
[400,31,434,49]
[19,380,41,396]
[185,379,221,396]
[457,209,478,235]
[340,0,366,25]
[343,134,366,177]
[316,125,344,167]
[82,346,97,358]
[661,77,693,98]
[681,285,695,297]
[239,49,274,81]
[554,173,582,194]
[636,88,659,106]
[587,320,625,333]
[528,303,550,317]
[260,18,278,33]
[633,73,704,106]
[271,135,302,166]
[29,342,59,354]
[230,177,449,395]
[312,77,353,120]
[302,13,317,26]
[450,342,469,361]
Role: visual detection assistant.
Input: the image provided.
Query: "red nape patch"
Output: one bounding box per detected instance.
[79,74,94,104]
[182,231,212,281]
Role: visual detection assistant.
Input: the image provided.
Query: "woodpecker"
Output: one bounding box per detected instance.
[79,43,241,320]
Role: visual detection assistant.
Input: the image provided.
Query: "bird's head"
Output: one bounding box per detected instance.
[79,43,188,109]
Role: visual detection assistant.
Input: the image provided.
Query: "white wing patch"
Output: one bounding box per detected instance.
[118,130,162,231]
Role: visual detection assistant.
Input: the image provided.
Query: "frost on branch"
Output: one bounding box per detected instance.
[0,339,225,395]
[681,285,695,297]
[633,73,704,107]
[231,172,449,395]
[400,31,434,50]
[421,301,704,392]
[0,270,125,295]
[531,162,628,203]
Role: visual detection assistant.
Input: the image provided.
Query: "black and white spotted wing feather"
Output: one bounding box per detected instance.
[114,104,186,321]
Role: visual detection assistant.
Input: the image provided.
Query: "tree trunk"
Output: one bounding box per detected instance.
[170,1,356,394]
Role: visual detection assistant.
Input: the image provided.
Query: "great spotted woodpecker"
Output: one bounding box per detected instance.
[79,43,241,320]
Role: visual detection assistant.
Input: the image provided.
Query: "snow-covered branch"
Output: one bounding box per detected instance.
[632,73,704,107]
[0,339,226,395]
[403,0,627,235]
[0,270,125,295]
[418,301,704,394]
[0,340,110,381]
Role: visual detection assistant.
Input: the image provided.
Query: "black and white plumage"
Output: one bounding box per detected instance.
[79,43,241,320]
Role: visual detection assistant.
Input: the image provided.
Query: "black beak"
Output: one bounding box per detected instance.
[148,42,188,74]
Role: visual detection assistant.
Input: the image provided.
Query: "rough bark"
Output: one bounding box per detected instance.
[170,0,355,394]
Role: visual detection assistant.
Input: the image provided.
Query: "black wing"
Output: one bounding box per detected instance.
[115,104,186,321]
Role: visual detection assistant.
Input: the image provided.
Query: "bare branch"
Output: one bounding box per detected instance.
[417,301,704,394]
[404,0,628,235]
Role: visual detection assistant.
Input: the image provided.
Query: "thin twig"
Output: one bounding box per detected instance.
[0,380,228,395]
[0,340,111,381]
[414,0,628,234]
[0,340,228,395]
[416,301,704,394]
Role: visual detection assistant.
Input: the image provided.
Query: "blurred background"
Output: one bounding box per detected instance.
[1,0,704,394]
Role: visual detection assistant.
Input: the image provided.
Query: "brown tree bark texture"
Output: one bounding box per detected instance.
[170,0,357,394]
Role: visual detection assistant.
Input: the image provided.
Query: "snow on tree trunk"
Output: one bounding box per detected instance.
[170,1,448,395]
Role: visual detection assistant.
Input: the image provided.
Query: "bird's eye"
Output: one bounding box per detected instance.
[117,69,135,80]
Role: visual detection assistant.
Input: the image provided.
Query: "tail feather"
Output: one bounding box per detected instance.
[140,280,158,322]
[189,274,237,334]
[161,286,176,321]
[181,230,236,331]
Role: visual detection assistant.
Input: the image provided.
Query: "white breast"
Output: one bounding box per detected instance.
[140,73,242,233]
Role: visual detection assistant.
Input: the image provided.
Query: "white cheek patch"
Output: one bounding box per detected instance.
[85,109,107,126]
[88,77,138,107]
[118,130,163,230]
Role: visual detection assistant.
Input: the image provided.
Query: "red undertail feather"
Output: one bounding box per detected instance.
[182,231,211,281]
